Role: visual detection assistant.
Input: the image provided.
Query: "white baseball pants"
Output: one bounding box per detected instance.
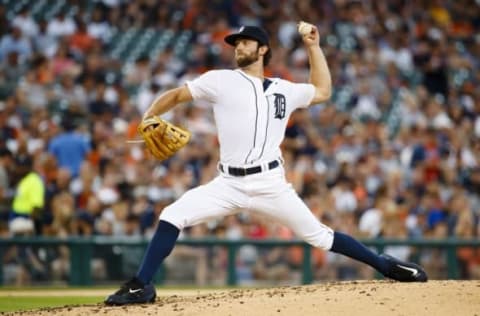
[160,165,334,250]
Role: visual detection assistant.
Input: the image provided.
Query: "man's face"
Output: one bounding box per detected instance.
[234,38,260,67]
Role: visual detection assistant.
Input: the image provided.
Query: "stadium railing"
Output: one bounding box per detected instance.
[0,237,479,286]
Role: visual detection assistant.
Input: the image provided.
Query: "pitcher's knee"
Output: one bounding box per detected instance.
[302,226,335,250]
[159,205,185,230]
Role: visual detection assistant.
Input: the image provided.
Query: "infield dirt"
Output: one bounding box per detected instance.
[1,280,479,316]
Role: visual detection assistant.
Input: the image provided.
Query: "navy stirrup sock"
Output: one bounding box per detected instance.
[330,231,389,275]
[136,220,180,285]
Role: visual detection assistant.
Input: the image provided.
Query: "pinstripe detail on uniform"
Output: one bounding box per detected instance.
[237,71,259,164]
[257,95,270,161]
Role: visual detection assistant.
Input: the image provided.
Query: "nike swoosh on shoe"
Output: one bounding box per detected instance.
[129,288,143,294]
[396,264,419,276]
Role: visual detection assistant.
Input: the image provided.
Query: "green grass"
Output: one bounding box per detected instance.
[0,286,234,313]
[0,296,102,312]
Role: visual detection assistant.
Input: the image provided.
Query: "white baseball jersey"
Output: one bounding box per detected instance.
[186,69,314,166]
[160,69,334,250]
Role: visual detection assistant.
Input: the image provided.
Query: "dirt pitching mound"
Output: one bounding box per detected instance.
[3,280,480,316]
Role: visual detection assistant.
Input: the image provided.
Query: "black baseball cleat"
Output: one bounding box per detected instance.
[104,277,156,305]
[380,254,428,282]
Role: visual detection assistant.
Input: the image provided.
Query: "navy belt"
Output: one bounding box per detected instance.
[219,160,280,177]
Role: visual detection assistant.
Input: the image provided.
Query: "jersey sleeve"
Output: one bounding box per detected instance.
[289,83,315,109]
[185,70,220,103]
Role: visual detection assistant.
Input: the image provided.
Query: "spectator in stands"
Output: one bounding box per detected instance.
[3,216,47,285]
[51,42,81,77]
[69,20,97,57]
[414,39,449,97]
[87,6,112,43]
[16,68,51,111]
[33,19,58,58]
[48,118,91,178]
[124,56,152,86]
[11,7,38,39]
[47,11,76,39]
[0,26,32,62]
[10,154,44,235]
[53,73,88,111]
[88,80,115,118]
[0,51,27,83]
[136,82,162,114]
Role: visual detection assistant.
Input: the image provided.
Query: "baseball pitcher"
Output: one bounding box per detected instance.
[106,23,427,306]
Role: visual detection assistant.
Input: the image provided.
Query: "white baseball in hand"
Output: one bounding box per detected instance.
[298,21,313,36]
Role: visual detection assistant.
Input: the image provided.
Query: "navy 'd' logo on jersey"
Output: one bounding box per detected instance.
[273,93,286,119]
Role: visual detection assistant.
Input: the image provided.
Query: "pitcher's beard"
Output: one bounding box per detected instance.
[236,53,259,68]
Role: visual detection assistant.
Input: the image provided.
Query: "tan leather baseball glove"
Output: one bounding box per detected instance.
[137,116,191,160]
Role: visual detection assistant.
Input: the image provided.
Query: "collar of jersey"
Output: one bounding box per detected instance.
[235,69,277,94]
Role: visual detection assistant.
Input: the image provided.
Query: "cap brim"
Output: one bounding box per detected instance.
[224,34,243,46]
[224,34,265,46]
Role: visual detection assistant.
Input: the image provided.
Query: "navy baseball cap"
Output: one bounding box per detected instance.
[224,26,269,46]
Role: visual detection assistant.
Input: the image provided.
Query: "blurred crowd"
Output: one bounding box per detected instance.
[1,0,480,285]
